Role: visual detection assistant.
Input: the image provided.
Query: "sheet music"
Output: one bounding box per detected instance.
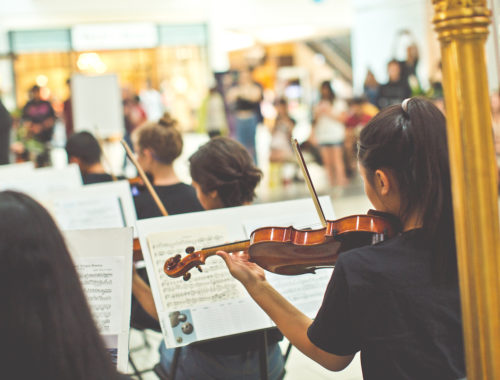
[147,225,247,311]
[137,197,337,348]
[46,195,126,231]
[267,269,333,318]
[65,228,132,372]
[74,256,124,334]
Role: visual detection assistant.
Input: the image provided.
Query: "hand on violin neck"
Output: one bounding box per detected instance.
[217,250,266,291]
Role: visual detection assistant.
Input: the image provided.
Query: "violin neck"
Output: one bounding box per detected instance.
[199,240,250,260]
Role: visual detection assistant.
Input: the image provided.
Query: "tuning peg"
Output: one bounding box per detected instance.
[196,265,203,272]
[185,246,195,254]
[183,272,191,281]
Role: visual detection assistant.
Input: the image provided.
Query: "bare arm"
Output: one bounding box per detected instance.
[217,251,354,371]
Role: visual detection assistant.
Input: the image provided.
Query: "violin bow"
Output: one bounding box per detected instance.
[120,139,169,217]
[292,139,327,228]
[94,127,118,182]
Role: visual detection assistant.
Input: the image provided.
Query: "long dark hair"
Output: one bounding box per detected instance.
[358,97,456,282]
[0,191,120,380]
[189,137,262,207]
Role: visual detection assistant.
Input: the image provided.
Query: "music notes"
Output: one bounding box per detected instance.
[147,225,247,311]
[75,256,124,334]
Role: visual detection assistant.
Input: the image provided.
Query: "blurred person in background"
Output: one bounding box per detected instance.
[344,97,376,177]
[21,85,56,143]
[63,78,74,138]
[198,85,228,138]
[363,70,380,107]
[140,79,164,122]
[269,98,296,188]
[0,97,12,165]
[11,85,55,167]
[376,60,412,110]
[312,80,348,187]
[227,69,263,163]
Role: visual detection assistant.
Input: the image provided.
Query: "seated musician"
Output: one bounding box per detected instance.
[65,131,119,184]
[134,137,285,379]
[130,113,203,332]
[219,98,465,379]
[131,112,203,219]
[0,191,131,380]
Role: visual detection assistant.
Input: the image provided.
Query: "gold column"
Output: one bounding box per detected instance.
[432,1,500,379]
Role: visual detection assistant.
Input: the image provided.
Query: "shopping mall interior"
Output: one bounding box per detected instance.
[0,0,499,379]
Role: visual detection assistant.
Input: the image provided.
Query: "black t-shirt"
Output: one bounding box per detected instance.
[133,183,203,219]
[131,183,203,331]
[307,230,465,380]
[82,173,116,185]
[376,81,412,110]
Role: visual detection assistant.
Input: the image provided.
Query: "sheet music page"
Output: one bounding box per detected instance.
[64,228,132,373]
[266,269,333,318]
[146,225,271,347]
[75,256,124,334]
[147,225,246,311]
[46,195,126,231]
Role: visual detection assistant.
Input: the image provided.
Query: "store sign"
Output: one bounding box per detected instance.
[72,23,158,51]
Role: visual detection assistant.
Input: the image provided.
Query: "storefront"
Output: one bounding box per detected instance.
[9,23,209,130]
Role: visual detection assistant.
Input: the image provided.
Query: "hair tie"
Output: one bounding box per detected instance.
[402,98,411,113]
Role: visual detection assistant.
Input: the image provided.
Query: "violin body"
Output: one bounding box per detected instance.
[164,211,400,280]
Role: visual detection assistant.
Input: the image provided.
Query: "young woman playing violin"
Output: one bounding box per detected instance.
[135,136,285,379]
[218,97,465,379]
[131,113,203,331]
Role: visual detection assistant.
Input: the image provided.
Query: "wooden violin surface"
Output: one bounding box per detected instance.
[163,211,401,280]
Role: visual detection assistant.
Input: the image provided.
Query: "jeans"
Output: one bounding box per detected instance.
[235,114,258,164]
[159,340,285,380]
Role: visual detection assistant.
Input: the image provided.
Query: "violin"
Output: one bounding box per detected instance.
[163,139,401,281]
[164,209,400,280]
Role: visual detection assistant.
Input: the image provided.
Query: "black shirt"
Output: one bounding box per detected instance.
[133,183,203,219]
[308,230,465,380]
[82,172,116,185]
[131,182,203,331]
[376,81,412,110]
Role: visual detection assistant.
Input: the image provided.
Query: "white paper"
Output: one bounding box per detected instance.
[0,162,34,175]
[38,180,137,235]
[0,164,82,196]
[65,228,133,373]
[137,197,336,348]
[75,256,124,334]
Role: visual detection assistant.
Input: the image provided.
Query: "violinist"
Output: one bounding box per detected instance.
[65,131,121,184]
[218,98,465,379]
[130,113,203,331]
[131,113,203,219]
[136,137,285,379]
[0,191,131,380]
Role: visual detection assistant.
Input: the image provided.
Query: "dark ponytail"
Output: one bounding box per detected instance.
[189,137,262,207]
[358,97,456,282]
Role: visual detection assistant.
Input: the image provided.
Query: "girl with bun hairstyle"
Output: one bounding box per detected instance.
[189,136,263,209]
[218,98,465,379]
[131,113,203,333]
[132,113,203,219]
